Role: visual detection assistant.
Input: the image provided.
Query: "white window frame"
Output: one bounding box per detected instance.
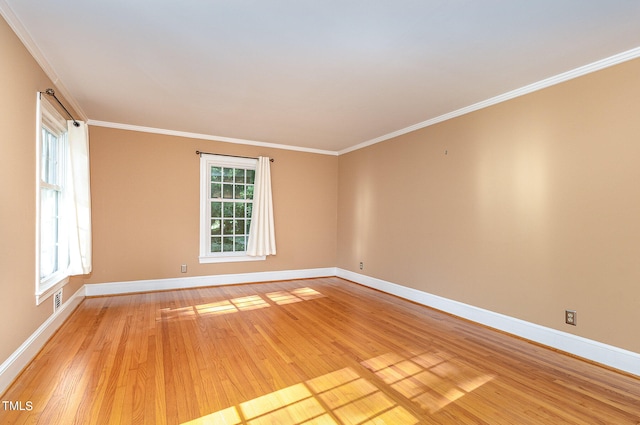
[199,154,265,263]
[36,95,70,304]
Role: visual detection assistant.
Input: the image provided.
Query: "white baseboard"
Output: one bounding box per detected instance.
[336,268,640,377]
[84,267,338,296]
[0,285,86,396]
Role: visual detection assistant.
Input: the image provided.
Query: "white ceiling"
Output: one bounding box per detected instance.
[2,1,640,154]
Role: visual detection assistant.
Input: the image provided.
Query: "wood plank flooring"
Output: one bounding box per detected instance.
[1,277,639,424]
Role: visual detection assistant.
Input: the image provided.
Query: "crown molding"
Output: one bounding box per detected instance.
[4,0,638,157]
[0,0,88,121]
[0,1,58,84]
[339,46,640,155]
[87,120,339,156]
[89,45,640,157]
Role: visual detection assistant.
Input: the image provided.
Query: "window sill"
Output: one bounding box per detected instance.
[199,254,266,264]
[36,272,69,305]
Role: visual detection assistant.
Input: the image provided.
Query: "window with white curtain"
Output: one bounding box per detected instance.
[199,154,266,263]
[37,96,70,300]
[36,94,92,304]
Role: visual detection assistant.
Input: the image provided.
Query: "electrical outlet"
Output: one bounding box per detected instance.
[565,310,577,326]
[359,262,364,270]
[181,264,187,273]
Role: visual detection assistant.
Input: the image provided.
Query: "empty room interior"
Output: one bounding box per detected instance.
[1,1,640,424]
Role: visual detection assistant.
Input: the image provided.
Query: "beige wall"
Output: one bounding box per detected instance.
[0,16,84,364]
[338,58,640,353]
[84,126,338,284]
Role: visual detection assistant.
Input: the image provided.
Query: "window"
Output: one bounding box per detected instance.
[199,154,265,263]
[37,96,70,301]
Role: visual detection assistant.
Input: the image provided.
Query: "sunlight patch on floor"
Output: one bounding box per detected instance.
[179,348,493,423]
[195,300,239,316]
[291,287,325,300]
[181,367,417,425]
[361,350,495,414]
[266,287,325,305]
[160,287,325,319]
[266,291,305,305]
[229,295,271,311]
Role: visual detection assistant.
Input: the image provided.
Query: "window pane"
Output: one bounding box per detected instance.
[211,202,222,217]
[211,183,222,199]
[235,236,246,252]
[247,203,253,217]
[41,130,49,182]
[49,132,58,184]
[223,184,233,199]
[246,169,255,185]
[246,219,252,234]
[40,187,59,278]
[211,219,221,235]
[234,185,245,199]
[211,167,222,183]
[223,219,234,235]
[235,203,245,217]
[223,202,234,218]
[42,129,59,186]
[223,237,234,252]
[246,185,254,199]
[223,168,234,183]
[235,220,245,235]
[235,168,245,183]
[211,237,222,252]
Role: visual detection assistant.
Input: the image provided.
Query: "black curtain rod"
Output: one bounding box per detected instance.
[196,150,274,162]
[41,88,80,127]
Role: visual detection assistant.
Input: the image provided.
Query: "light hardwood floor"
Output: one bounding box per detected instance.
[1,277,639,424]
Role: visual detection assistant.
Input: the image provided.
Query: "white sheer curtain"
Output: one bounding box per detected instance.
[66,121,92,275]
[247,156,276,256]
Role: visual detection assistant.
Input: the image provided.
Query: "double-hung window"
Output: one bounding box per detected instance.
[199,154,265,263]
[37,97,69,300]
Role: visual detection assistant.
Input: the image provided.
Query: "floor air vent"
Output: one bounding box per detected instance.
[53,289,63,313]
